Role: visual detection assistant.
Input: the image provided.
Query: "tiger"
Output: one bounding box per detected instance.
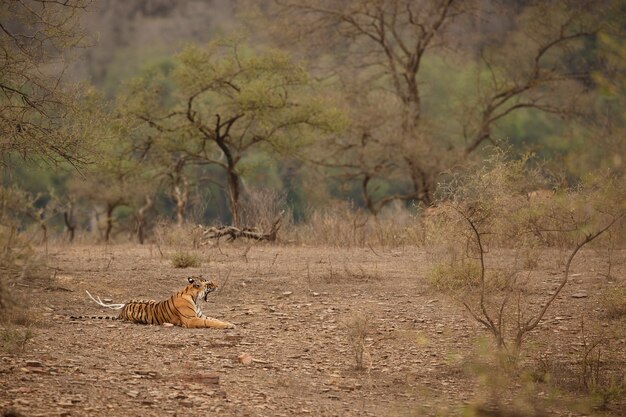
[73,276,235,329]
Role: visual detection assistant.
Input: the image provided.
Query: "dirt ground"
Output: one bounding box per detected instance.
[1,243,625,417]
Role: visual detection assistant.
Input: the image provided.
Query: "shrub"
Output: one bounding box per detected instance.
[429,261,481,291]
[345,311,371,370]
[240,187,291,235]
[171,251,201,268]
[289,200,420,247]
[427,150,625,351]
[601,282,626,320]
[0,326,34,354]
[1,185,50,318]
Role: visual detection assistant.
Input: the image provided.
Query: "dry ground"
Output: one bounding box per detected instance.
[1,243,625,416]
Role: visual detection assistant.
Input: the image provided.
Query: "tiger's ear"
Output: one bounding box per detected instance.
[188,277,195,284]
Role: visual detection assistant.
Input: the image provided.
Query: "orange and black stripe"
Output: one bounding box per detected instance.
[117,286,197,325]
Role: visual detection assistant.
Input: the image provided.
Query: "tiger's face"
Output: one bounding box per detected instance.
[187,276,218,302]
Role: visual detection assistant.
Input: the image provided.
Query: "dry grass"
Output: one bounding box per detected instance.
[287,200,421,247]
[344,311,371,370]
[600,282,626,320]
[170,251,201,268]
[429,261,481,291]
[152,220,209,251]
[529,319,626,413]
[0,243,624,416]
[0,325,34,354]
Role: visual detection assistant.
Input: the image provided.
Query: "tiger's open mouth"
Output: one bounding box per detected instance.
[203,286,216,302]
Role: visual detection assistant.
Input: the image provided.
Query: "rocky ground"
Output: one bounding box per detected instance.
[1,243,624,416]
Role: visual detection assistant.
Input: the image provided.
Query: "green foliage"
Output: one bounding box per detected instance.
[4,2,626,242]
[0,0,91,167]
[171,37,347,149]
[120,36,346,224]
[101,46,177,98]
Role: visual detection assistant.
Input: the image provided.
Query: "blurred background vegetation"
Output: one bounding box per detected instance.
[1,0,624,242]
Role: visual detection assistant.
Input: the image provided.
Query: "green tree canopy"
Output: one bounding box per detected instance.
[122,38,346,225]
[0,0,91,167]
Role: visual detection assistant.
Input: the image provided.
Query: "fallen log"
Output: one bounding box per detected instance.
[198,213,282,244]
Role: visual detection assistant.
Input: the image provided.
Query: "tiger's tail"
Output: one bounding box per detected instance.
[70,315,118,321]
[86,290,125,310]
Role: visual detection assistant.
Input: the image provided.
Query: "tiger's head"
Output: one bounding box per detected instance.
[187,276,218,302]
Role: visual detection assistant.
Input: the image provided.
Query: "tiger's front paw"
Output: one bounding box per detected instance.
[223,322,236,329]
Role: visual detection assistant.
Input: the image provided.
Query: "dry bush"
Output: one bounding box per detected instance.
[427,151,625,352]
[240,187,292,234]
[464,340,549,417]
[600,282,626,320]
[370,200,422,246]
[530,319,626,412]
[0,325,35,354]
[170,251,201,268]
[0,186,50,320]
[153,220,202,250]
[429,261,481,291]
[344,311,371,370]
[289,201,368,246]
[289,200,419,247]
[577,322,626,411]
[321,263,381,284]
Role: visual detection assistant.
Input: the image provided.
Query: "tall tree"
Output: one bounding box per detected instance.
[0,0,91,167]
[250,0,610,212]
[124,38,345,226]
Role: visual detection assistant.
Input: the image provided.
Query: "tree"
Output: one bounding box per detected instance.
[249,0,610,212]
[426,152,625,352]
[0,0,91,167]
[67,92,156,243]
[124,38,345,226]
[586,21,626,178]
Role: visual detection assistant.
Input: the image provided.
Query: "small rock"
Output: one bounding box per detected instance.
[184,372,220,385]
[58,399,74,407]
[238,353,253,365]
[280,291,293,298]
[25,360,43,368]
[571,292,588,298]
[126,390,139,398]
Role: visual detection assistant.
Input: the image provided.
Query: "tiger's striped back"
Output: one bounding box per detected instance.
[118,299,164,325]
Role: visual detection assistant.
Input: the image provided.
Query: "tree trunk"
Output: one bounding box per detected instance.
[63,198,76,242]
[64,213,75,242]
[227,169,241,227]
[172,175,189,227]
[135,195,153,244]
[105,204,115,242]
